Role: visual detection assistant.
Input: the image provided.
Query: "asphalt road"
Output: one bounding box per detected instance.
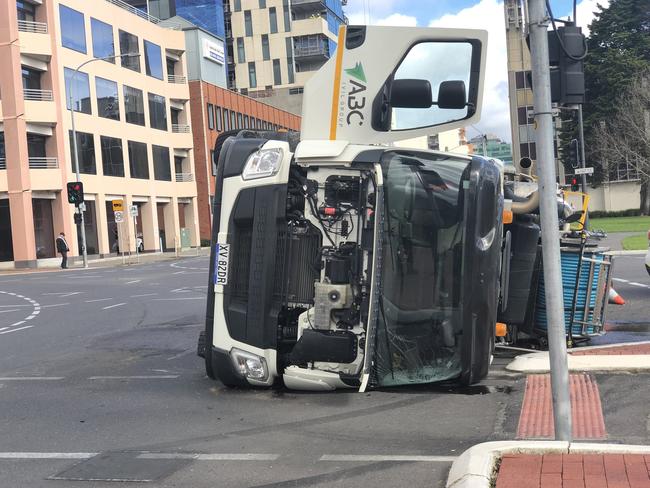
[0,255,647,487]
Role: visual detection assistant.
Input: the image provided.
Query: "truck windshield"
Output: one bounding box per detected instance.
[373,151,470,386]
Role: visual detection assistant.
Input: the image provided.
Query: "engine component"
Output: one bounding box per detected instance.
[275,223,321,304]
[314,282,352,329]
[325,176,360,208]
[290,329,357,364]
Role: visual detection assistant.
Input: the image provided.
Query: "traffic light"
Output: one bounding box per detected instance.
[569,139,580,167]
[570,177,580,192]
[73,212,82,225]
[544,24,586,105]
[66,181,84,205]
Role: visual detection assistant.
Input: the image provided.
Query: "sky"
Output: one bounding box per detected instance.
[344,0,609,143]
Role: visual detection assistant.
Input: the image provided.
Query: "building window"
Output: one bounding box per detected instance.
[610,160,640,182]
[17,1,36,22]
[237,37,245,63]
[0,132,5,161]
[269,7,278,33]
[100,136,124,177]
[248,62,257,88]
[259,0,266,7]
[515,70,531,90]
[287,59,295,84]
[207,103,215,130]
[237,113,243,128]
[261,34,270,61]
[257,118,262,129]
[215,107,223,131]
[22,66,41,90]
[244,115,249,128]
[517,106,534,125]
[69,130,96,174]
[91,18,114,62]
[211,150,217,176]
[233,0,241,11]
[230,111,236,130]
[96,77,119,120]
[128,141,149,179]
[273,59,282,85]
[148,93,168,131]
[59,5,86,53]
[27,134,46,158]
[244,10,253,36]
[119,30,140,72]
[223,109,230,131]
[283,5,291,32]
[152,145,171,181]
[64,68,91,114]
[144,40,163,80]
[123,85,145,126]
[166,58,176,78]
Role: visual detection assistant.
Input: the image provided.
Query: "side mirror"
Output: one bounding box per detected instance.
[390,79,433,108]
[435,80,467,109]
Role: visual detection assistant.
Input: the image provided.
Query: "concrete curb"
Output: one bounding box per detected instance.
[506,350,650,373]
[446,441,650,488]
[605,250,647,256]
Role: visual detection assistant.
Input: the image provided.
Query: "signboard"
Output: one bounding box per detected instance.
[574,167,594,175]
[114,210,124,223]
[129,205,138,217]
[112,199,124,212]
[202,38,225,65]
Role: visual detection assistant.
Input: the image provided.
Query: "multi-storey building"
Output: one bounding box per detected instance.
[0,0,199,267]
[468,134,514,165]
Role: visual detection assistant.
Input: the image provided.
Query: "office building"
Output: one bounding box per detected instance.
[0,0,199,267]
[468,134,513,165]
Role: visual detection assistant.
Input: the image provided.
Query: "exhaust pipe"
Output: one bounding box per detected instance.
[518,156,533,176]
[511,190,540,214]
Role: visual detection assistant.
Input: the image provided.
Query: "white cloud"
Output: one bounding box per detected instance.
[575,0,609,36]
[346,11,416,26]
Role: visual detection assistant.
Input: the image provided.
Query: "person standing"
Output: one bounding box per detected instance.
[56,232,69,269]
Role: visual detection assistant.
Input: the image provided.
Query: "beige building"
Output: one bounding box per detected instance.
[397,129,472,155]
[0,0,199,268]
[226,0,346,113]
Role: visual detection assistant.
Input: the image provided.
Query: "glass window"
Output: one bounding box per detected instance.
[211,150,217,176]
[273,59,282,85]
[17,1,36,22]
[64,68,91,114]
[22,67,41,90]
[223,109,230,131]
[244,10,253,36]
[283,5,291,32]
[261,35,270,61]
[128,141,149,179]
[248,62,257,88]
[100,136,124,177]
[233,0,241,11]
[244,115,249,127]
[166,58,176,78]
[144,40,163,80]
[259,0,266,7]
[95,77,120,120]
[230,111,236,129]
[237,37,245,63]
[59,5,86,53]
[215,107,223,131]
[285,37,293,58]
[287,58,295,84]
[237,113,243,128]
[269,7,277,33]
[0,132,5,161]
[148,93,167,131]
[119,30,140,72]
[207,103,215,130]
[27,134,46,158]
[123,85,145,126]
[91,18,114,61]
[69,130,96,174]
[152,145,171,181]
[257,118,262,129]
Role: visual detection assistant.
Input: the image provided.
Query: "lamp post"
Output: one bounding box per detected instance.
[69,53,140,268]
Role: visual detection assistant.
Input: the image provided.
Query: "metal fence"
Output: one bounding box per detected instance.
[23,89,54,101]
[172,124,191,133]
[17,20,48,34]
[28,157,58,169]
[175,172,194,182]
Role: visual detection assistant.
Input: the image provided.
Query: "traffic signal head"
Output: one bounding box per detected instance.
[73,212,82,225]
[571,177,580,192]
[66,181,84,205]
[569,139,579,167]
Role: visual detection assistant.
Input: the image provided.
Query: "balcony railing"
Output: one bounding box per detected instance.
[175,172,194,182]
[23,89,53,101]
[105,0,161,23]
[294,44,329,58]
[172,124,190,133]
[0,158,6,170]
[168,74,187,84]
[28,157,58,169]
[17,19,48,34]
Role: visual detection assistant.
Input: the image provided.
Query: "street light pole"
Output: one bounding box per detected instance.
[69,53,139,268]
[528,0,573,441]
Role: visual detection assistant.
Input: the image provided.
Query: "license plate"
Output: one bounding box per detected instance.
[214,243,230,286]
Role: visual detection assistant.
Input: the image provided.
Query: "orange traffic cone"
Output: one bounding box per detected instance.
[608,287,625,305]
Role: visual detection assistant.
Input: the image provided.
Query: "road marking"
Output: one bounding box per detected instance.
[0,377,64,381]
[102,302,126,310]
[87,375,179,380]
[43,292,80,296]
[152,297,204,301]
[0,305,32,308]
[629,282,649,288]
[125,280,142,284]
[0,453,97,460]
[41,303,70,308]
[0,309,20,314]
[612,278,629,283]
[138,453,280,461]
[166,349,195,361]
[0,326,33,335]
[85,298,113,303]
[131,293,157,298]
[172,271,185,275]
[0,291,40,330]
[319,455,458,462]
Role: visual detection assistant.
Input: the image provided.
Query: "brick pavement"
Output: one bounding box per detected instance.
[496,453,650,488]
[571,344,650,356]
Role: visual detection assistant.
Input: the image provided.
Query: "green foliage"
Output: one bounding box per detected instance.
[589,216,650,233]
[589,209,641,219]
[622,234,648,250]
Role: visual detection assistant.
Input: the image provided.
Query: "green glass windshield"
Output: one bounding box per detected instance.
[373,151,470,386]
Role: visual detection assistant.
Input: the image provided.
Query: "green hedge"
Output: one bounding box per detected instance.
[589,209,641,218]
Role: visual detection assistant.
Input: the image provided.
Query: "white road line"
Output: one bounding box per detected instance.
[152,297,204,301]
[85,298,113,303]
[0,326,33,335]
[102,302,126,310]
[60,292,83,297]
[0,305,32,308]
[319,455,458,463]
[87,375,179,380]
[166,349,195,361]
[131,293,157,298]
[0,377,64,381]
[629,282,649,288]
[172,271,186,275]
[0,309,20,314]
[0,453,96,459]
[137,453,279,461]
[125,280,142,284]
[41,303,70,308]
[0,327,7,332]
[612,278,629,283]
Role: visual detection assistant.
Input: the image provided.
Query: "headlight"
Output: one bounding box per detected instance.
[230,348,268,381]
[242,148,283,180]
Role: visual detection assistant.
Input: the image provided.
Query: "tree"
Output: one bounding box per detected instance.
[592,70,650,213]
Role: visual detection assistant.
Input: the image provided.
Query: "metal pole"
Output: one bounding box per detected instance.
[482,135,487,157]
[528,0,573,441]
[69,77,88,268]
[577,105,589,227]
